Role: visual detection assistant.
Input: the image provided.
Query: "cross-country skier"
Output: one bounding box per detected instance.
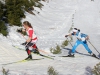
[65,28,96,57]
[17,21,39,60]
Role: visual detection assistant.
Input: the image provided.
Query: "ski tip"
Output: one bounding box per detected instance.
[96,57,100,60]
[98,54,100,58]
[92,56,100,60]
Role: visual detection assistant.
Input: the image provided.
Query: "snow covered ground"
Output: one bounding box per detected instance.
[0,0,100,75]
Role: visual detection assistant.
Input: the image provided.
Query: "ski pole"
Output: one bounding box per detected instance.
[67,38,73,47]
[88,40,100,54]
[20,33,27,40]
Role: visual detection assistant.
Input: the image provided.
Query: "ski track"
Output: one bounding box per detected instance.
[0,0,100,75]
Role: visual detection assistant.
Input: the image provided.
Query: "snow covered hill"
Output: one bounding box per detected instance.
[0,0,100,75]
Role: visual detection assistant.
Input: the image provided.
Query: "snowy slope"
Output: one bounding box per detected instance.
[0,0,100,75]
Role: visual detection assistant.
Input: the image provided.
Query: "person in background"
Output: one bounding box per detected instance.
[65,28,96,58]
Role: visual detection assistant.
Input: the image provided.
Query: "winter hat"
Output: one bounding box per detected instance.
[73,29,77,33]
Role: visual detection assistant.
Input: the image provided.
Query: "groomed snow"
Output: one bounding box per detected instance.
[0,0,100,75]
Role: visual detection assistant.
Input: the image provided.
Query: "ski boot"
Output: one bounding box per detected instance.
[67,54,75,57]
[91,53,97,58]
[25,54,32,60]
[32,47,40,54]
[90,53,100,59]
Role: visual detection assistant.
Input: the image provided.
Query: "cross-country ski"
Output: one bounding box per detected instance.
[2,58,44,66]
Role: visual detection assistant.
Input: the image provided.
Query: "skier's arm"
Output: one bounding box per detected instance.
[77,33,89,41]
[26,37,32,43]
[22,30,33,45]
[26,30,33,43]
[81,34,89,41]
[17,28,26,33]
[22,29,26,32]
[65,33,73,37]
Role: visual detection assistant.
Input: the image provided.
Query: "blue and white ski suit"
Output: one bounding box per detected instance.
[71,31,92,54]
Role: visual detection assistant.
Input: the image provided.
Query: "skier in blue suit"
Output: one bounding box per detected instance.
[65,28,96,57]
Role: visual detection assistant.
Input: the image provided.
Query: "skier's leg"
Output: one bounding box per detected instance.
[71,40,81,54]
[31,39,40,54]
[32,44,40,54]
[26,41,40,54]
[25,48,32,60]
[68,40,80,57]
[82,42,92,54]
[26,42,35,51]
[32,44,37,49]
[82,42,97,57]
[25,42,34,60]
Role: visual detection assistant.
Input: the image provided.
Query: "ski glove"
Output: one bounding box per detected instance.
[65,35,68,37]
[21,42,27,45]
[83,40,87,44]
[17,28,22,33]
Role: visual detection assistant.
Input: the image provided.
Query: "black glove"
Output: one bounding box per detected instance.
[83,40,87,44]
[17,29,22,33]
[21,42,27,45]
[65,35,68,37]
